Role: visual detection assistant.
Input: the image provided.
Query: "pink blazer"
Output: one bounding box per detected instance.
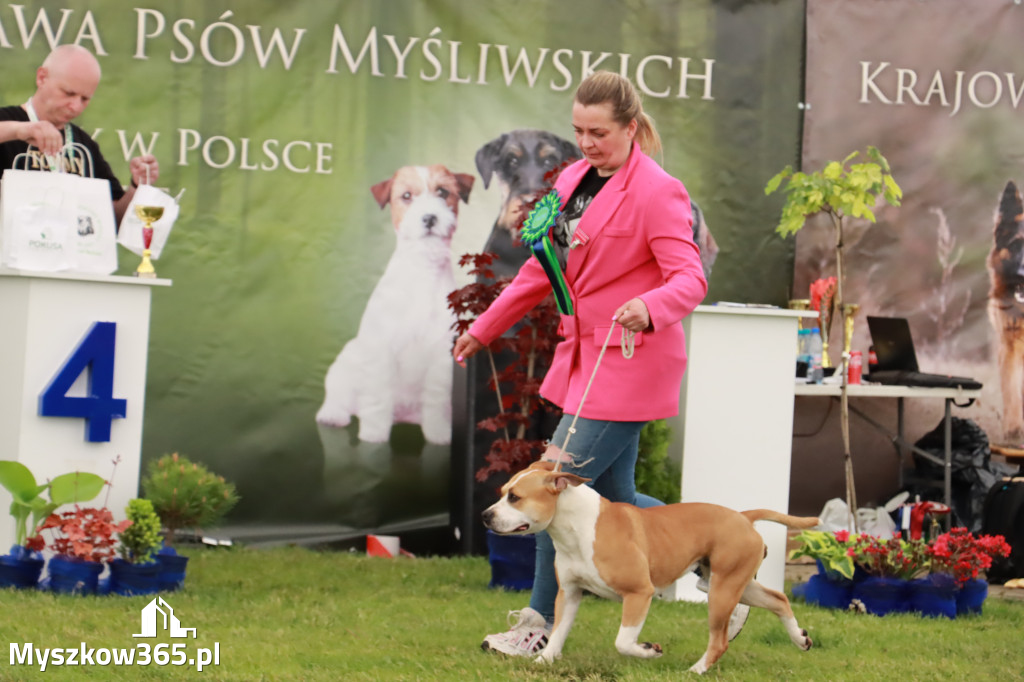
[470,144,708,420]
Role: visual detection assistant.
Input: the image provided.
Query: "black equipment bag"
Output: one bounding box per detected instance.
[980,478,1024,583]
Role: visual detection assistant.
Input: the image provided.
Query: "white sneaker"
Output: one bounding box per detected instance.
[480,607,551,657]
[727,603,750,641]
[696,574,750,641]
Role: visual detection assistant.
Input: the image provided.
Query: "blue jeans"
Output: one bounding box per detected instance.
[528,415,664,623]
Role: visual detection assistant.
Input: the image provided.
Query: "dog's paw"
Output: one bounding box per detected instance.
[315,411,351,428]
[629,642,662,659]
[688,655,709,674]
[643,642,663,656]
[420,422,452,445]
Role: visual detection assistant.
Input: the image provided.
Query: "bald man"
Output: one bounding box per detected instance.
[0,44,159,225]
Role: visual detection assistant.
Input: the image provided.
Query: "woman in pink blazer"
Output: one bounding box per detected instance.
[453,71,708,657]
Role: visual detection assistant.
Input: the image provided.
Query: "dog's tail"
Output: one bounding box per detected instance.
[742,510,820,529]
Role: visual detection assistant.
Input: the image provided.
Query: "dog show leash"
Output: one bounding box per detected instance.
[552,319,635,473]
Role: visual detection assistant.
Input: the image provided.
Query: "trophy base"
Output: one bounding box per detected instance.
[133,271,158,279]
[134,249,157,278]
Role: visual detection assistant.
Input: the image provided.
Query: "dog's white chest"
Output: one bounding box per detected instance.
[547,490,621,601]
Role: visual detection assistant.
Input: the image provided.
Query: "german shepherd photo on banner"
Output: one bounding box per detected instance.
[989,181,1024,442]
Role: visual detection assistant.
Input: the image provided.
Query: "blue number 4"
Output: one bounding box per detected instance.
[39,321,127,442]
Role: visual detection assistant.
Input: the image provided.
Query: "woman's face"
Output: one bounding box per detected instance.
[571,101,637,177]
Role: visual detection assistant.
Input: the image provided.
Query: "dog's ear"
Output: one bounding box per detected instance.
[370,177,394,209]
[539,131,581,163]
[558,136,582,163]
[475,134,507,189]
[994,180,1024,249]
[454,173,475,204]
[548,472,590,493]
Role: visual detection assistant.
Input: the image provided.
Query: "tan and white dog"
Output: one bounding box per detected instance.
[316,165,474,444]
[482,461,818,674]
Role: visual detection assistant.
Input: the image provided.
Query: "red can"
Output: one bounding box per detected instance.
[849,351,863,384]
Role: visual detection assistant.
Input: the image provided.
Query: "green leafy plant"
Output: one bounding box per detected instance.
[789,529,857,580]
[141,453,240,545]
[0,460,106,549]
[635,419,680,503]
[118,498,163,563]
[764,146,902,238]
[765,147,903,526]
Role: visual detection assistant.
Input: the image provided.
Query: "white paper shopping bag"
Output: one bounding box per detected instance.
[63,171,118,274]
[0,144,118,274]
[118,183,180,260]
[0,169,75,271]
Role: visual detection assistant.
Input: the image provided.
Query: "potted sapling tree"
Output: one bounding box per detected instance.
[141,453,240,590]
[109,498,164,596]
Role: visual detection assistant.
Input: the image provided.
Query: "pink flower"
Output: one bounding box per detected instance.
[835,530,850,542]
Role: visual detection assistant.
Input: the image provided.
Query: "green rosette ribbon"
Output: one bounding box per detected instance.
[520,190,573,315]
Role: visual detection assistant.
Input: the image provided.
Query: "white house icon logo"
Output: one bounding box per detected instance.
[133,597,197,639]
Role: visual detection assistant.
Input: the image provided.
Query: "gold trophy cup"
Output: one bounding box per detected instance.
[815,301,831,368]
[133,204,163,278]
[843,303,860,356]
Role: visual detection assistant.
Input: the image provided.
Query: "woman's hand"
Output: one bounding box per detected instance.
[613,298,651,333]
[452,332,485,367]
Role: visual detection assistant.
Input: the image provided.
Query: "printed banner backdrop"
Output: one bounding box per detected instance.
[795,0,1022,512]
[0,0,804,540]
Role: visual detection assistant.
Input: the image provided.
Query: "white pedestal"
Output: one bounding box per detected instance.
[668,305,812,601]
[0,268,170,551]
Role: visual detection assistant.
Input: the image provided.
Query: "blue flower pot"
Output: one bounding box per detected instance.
[956,578,988,616]
[909,574,957,619]
[46,555,104,595]
[486,531,535,591]
[0,546,45,589]
[155,548,189,591]
[799,562,855,609]
[852,576,910,616]
[109,558,161,596]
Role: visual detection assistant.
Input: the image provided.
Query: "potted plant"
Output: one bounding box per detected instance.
[789,529,859,608]
[449,252,561,589]
[0,460,106,589]
[141,453,240,590]
[927,527,1011,616]
[109,498,163,596]
[765,148,903,528]
[33,505,131,595]
[847,532,927,616]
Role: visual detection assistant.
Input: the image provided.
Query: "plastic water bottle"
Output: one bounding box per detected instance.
[796,329,813,380]
[807,328,824,384]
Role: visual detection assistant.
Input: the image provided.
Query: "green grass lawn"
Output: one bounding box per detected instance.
[2,546,1021,681]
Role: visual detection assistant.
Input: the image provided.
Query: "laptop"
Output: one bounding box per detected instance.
[864,316,982,389]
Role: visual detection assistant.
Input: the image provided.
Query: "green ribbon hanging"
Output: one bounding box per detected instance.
[520,190,573,315]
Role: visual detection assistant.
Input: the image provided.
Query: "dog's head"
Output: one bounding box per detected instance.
[690,200,719,280]
[76,215,94,237]
[475,129,580,234]
[481,461,590,535]
[990,180,1024,307]
[370,164,474,243]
